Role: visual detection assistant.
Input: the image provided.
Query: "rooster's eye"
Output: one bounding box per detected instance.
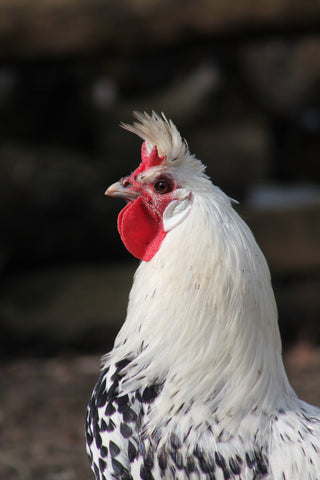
[154,180,172,194]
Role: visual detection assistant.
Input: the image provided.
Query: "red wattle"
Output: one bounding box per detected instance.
[117,197,166,261]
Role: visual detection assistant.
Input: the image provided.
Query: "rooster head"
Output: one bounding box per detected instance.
[106,112,208,261]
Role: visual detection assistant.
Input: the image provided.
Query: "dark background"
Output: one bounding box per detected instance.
[0,2,319,479]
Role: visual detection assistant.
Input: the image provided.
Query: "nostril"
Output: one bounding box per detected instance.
[121,178,132,188]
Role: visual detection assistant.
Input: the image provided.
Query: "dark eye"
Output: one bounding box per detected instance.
[154,179,172,194]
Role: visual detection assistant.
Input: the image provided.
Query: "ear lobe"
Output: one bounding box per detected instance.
[163,190,193,232]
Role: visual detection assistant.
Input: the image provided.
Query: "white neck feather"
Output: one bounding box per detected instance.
[109,181,296,432]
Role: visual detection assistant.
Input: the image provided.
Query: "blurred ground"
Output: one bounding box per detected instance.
[0,348,319,480]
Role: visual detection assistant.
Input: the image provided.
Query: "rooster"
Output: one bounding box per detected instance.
[86,112,320,480]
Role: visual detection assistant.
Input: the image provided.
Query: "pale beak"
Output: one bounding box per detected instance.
[105,181,140,200]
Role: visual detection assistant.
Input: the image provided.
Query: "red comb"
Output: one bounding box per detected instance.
[141,142,164,167]
[133,142,165,175]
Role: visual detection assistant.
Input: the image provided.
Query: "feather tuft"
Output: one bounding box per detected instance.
[121,112,207,186]
[121,111,188,163]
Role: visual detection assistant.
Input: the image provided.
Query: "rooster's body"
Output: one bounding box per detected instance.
[86,112,320,480]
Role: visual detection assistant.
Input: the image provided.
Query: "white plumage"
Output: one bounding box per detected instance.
[86,112,320,480]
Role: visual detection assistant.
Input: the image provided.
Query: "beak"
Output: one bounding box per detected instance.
[105,181,140,200]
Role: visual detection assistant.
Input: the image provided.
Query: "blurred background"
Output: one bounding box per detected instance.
[0,1,319,479]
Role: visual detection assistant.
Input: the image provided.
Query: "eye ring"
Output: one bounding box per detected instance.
[154,179,172,194]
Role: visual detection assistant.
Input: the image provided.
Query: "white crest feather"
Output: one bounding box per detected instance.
[121,111,187,162]
[121,111,207,186]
